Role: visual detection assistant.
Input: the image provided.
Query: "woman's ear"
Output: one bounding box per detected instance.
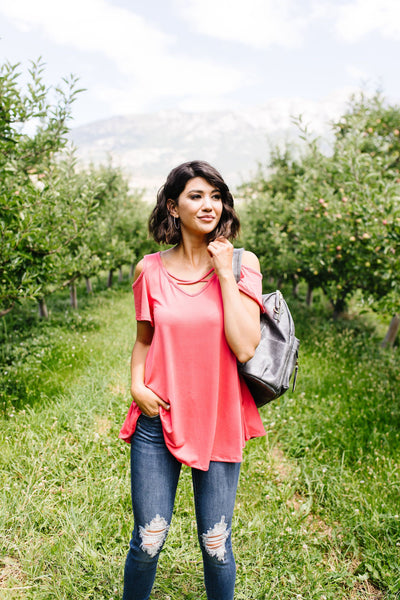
[167,199,179,218]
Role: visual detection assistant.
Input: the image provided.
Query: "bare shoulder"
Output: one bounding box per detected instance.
[241,250,261,272]
[133,258,145,282]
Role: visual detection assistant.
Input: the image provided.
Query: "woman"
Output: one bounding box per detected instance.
[119,160,266,600]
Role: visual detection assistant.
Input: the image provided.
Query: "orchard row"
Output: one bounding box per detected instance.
[2,61,399,335]
[239,93,400,339]
[0,60,155,318]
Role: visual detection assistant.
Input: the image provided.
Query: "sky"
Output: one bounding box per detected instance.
[1,0,400,127]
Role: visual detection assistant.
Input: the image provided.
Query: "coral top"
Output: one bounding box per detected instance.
[119,251,266,470]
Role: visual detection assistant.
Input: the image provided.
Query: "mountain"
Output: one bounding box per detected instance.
[70,96,348,198]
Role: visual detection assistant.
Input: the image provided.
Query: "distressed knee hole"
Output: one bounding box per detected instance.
[139,514,169,557]
[201,516,230,561]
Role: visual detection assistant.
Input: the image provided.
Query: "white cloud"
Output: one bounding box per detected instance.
[335,0,400,42]
[174,0,322,49]
[0,0,244,113]
[0,0,169,62]
[174,0,400,48]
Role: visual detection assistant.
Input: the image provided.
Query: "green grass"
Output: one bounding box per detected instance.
[0,283,399,599]
[269,298,400,598]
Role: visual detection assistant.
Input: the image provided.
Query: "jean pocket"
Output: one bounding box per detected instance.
[140,413,160,421]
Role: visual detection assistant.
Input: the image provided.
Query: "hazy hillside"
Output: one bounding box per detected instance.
[70,96,347,198]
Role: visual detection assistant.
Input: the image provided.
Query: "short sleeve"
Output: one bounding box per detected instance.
[132,265,154,325]
[237,264,264,312]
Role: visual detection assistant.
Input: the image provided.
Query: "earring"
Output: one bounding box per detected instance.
[173,216,180,230]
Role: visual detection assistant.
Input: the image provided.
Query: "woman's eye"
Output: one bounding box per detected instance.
[188,193,221,201]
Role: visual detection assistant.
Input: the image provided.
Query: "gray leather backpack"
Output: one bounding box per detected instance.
[233,248,299,407]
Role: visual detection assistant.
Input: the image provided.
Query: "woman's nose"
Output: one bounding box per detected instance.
[202,195,212,209]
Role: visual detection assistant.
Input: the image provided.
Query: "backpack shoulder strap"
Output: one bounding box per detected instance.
[232,247,244,283]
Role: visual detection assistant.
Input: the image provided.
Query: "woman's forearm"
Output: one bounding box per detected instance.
[207,239,261,362]
[130,339,151,398]
[130,322,170,415]
[218,271,261,363]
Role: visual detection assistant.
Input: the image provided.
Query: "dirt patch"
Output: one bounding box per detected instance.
[94,416,112,435]
[0,556,24,588]
[350,579,385,599]
[307,513,335,539]
[271,445,294,479]
[108,383,126,396]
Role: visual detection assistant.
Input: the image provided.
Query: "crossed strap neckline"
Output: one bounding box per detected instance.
[167,268,215,285]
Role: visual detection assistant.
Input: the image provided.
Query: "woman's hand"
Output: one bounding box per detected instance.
[131,382,170,417]
[207,237,234,279]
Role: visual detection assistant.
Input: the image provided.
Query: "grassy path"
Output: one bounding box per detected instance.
[1,289,135,599]
[1,287,399,599]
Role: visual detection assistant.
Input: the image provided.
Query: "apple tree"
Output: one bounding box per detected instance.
[0,59,85,316]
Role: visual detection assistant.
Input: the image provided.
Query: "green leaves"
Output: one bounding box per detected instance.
[1,60,81,313]
[0,61,153,317]
[240,93,400,316]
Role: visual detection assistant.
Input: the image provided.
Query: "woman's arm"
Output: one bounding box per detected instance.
[207,238,261,363]
[130,261,170,417]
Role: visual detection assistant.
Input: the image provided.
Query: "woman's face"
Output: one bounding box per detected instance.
[169,177,223,237]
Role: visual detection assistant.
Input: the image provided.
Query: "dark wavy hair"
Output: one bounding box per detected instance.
[148,161,240,245]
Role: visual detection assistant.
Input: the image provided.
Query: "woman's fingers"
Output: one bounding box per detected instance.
[208,237,231,251]
[208,238,233,273]
[158,399,170,411]
[132,385,170,415]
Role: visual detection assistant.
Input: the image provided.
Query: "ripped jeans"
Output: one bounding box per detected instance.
[122,414,241,600]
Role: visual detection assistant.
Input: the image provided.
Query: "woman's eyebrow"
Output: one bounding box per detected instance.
[187,188,220,194]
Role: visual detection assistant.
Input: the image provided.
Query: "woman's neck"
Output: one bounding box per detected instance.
[173,237,211,269]
[162,239,213,276]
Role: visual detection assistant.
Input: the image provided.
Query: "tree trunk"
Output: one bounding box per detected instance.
[381,314,400,348]
[85,277,93,294]
[332,297,347,320]
[70,283,78,310]
[107,269,114,288]
[118,267,123,283]
[306,284,313,307]
[292,280,299,298]
[276,277,283,289]
[38,298,48,319]
[129,263,135,279]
